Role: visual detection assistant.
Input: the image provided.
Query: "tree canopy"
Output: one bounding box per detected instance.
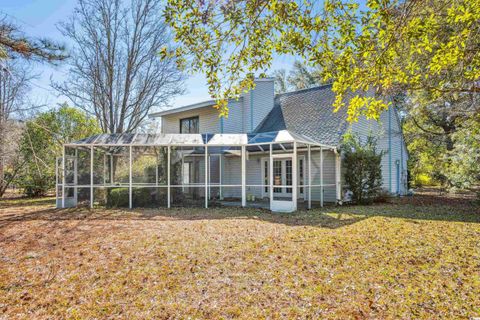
[273,61,324,93]
[17,104,100,196]
[164,0,480,121]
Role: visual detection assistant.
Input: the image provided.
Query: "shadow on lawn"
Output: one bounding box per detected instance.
[0,199,366,230]
[0,195,478,232]
[322,197,480,224]
[0,197,56,208]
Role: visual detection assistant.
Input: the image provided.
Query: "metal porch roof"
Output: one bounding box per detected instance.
[67,130,334,148]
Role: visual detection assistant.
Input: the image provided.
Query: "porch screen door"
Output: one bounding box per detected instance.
[270,155,296,212]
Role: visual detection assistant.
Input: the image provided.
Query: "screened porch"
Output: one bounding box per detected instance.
[56,130,341,212]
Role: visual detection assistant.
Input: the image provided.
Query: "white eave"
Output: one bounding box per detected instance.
[149,100,217,118]
[149,95,245,119]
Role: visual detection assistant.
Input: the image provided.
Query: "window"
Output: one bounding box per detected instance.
[180,116,199,133]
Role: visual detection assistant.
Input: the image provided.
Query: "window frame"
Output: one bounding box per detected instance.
[179,116,199,134]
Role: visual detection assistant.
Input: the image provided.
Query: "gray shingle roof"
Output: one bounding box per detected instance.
[254,84,353,146]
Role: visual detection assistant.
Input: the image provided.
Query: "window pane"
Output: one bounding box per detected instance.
[180,117,199,133]
[191,118,199,133]
[180,119,189,133]
[273,160,282,193]
[286,159,292,193]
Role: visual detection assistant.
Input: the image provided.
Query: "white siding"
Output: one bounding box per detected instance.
[307,149,337,203]
[242,79,275,133]
[161,106,220,134]
[222,100,244,133]
[160,78,275,135]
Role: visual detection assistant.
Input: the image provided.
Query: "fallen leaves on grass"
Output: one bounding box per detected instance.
[0,194,479,319]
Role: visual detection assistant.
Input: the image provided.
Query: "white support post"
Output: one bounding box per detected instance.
[61,146,65,208]
[208,155,211,200]
[181,153,185,192]
[205,146,208,209]
[307,144,311,209]
[102,152,106,204]
[219,153,223,200]
[90,145,94,208]
[292,142,298,211]
[320,147,324,208]
[103,153,106,185]
[74,148,78,205]
[269,144,273,206]
[335,150,342,203]
[110,154,114,184]
[155,162,159,186]
[55,157,59,206]
[241,145,246,207]
[129,145,132,209]
[167,146,171,208]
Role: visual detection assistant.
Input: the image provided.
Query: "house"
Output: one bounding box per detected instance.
[57,78,408,212]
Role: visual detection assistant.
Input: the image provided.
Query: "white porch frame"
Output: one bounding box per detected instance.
[58,131,339,212]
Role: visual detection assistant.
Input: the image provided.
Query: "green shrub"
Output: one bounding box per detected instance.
[133,188,152,207]
[107,188,129,207]
[106,187,155,208]
[341,132,385,204]
[20,176,51,197]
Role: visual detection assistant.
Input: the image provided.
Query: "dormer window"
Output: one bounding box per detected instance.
[180,116,199,133]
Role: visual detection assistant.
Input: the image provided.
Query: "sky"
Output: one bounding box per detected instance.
[1,0,296,111]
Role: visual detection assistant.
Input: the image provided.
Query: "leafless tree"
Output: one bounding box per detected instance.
[53,0,185,134]
[0,61,34,196]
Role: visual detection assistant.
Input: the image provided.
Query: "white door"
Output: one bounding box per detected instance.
[262,156,305,198]
[270,156,296,212]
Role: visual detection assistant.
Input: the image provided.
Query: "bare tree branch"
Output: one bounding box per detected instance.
[53,0,185,134]
[0,60,34,196]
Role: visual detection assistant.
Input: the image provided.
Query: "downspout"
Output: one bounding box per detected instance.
[400,133,404,195]
[250,90,254,133]
[388,106,392,193]
[220,117,224,133]
[396,161,400,195]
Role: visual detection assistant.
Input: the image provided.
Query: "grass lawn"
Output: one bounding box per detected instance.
[0,193,479,319]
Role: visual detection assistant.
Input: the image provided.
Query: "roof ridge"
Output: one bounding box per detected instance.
[274,83,333,98]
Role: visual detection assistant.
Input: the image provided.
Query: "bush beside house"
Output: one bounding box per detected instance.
[341,132,385,204]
